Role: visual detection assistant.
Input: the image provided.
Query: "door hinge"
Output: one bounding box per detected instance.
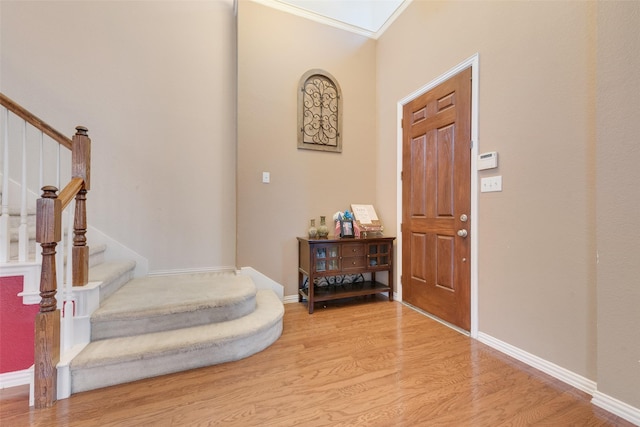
[470,140,474,149]
[400,171,403,181]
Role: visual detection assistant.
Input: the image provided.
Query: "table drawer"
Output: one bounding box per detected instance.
[342,256,366,270]
[342,243,365,257]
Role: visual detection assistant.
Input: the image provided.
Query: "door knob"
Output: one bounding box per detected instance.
[457,229,468,238]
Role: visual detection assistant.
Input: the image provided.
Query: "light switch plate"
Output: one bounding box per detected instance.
[481,176,502,192]
[262,172,270,183]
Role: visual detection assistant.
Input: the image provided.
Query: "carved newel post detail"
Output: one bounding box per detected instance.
[72,126,90,286]
[73,188,88,285]
[34,186,62,408]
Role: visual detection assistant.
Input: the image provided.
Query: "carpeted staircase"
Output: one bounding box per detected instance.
[70,270,284,393]
[2,193,284,396]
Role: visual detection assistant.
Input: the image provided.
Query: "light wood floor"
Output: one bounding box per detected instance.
[1,296,633,426]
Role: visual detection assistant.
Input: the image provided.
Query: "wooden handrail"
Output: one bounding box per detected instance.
[58,177,84,210]
[0,93,73,150]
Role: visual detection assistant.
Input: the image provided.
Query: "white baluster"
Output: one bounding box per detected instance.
[18,120,28,262]
[55,209,65,310]
[0,107,9,262]
[55,137,65,307]
[36,131,44,265]
[57,207,67,350]
[66,200,74,287]
[61,200,75,352]
[38,131,43,198]
[56,142,60,189]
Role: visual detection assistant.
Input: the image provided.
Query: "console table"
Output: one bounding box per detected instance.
[297,236,395,314]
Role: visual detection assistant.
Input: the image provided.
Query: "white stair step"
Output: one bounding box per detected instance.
[70,289,284,393]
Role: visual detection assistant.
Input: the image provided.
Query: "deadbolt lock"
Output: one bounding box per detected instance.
[460,214,468,222]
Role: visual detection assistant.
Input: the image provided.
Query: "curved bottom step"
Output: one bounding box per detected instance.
[70,289,284,394]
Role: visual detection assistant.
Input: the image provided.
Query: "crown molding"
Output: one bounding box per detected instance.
[375,0,412,39]
[249,0,411,40]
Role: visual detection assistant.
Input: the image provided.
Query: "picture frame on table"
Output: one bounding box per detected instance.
[340,220,355,238]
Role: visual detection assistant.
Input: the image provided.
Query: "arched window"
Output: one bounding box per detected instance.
[297,69,342,153]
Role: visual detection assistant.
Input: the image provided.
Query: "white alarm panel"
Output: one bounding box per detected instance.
[478,151,498,170]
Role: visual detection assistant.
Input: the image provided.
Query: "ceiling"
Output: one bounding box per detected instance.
[259,0,409,38]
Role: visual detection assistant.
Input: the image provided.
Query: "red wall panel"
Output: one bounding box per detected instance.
[0,276,39,373]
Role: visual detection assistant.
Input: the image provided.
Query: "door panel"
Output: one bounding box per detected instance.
[410,233,427,282]
[436,235,454,291]
[436,125,454,217]
[402,68,471,331]
[410,135,427,215]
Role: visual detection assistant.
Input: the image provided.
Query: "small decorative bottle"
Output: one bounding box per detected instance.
[318,215,329,238]
[308,219,318,238]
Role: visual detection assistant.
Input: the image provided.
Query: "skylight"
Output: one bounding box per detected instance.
[274,0,406,35]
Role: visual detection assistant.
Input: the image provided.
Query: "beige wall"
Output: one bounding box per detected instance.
[0,1,237,272]
[596,1,640,408]
[2,0,637,412]
[377,1,597,379]
[237,1,377,295]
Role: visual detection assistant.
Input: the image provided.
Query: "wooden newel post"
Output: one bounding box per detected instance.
[34,186,62,409]
[73,188,88,286]
[72,126,90,287]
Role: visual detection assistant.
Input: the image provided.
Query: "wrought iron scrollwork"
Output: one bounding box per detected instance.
[302,76,338,146]
[297,69,342,152]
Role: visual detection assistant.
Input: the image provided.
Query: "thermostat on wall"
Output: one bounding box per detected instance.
[478,151,498,170]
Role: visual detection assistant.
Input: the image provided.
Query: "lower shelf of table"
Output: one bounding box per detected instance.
[298,280,391,303]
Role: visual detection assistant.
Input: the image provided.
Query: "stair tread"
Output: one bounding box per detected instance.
[92,272,255,321]
[88,259,136,283]
[71,289,284,369]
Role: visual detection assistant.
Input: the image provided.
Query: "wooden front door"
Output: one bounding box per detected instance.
[402,68,472,331]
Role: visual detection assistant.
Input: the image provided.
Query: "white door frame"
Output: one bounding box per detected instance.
[395,53,480,338]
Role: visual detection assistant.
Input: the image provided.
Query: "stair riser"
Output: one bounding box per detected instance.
[99,268,135,303]
[71,319,283,394]
[69,289,284,394]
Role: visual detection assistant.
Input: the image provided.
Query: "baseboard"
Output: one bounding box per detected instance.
[592,391,640,426]
[237,267,284,301]
[477,332,597,395]
[284,294,299,304]
[0,366,32,389]
[477,331,640,425]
